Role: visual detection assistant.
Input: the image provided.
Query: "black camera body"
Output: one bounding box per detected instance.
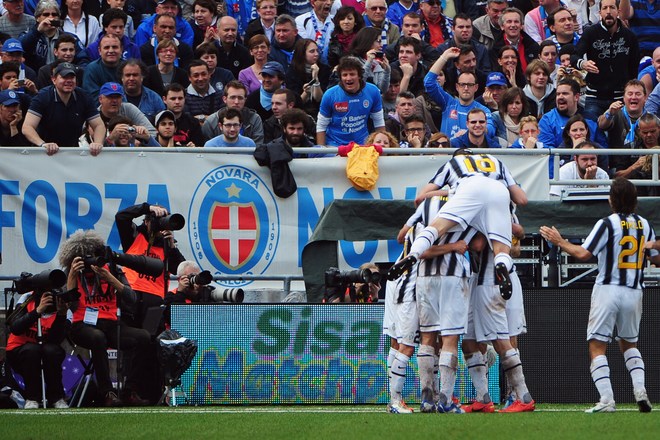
[80,246,164,278]
[147,213,185,231]
[188,270,213,286]
[323,267,381,303]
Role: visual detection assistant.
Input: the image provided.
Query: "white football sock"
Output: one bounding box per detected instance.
[439,351,458,406]
[432,350,440,402]
[623,348,646,391]
[387,347,398,381]
[466,352,489,403]
[409,227,439,258]
[390,352,410,402]
[494,253,513,272]
[417,345,436,403]
[501,349,532,403]
[590,355,614,403]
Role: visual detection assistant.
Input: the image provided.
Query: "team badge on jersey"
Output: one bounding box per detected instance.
[450,109,458,119]
[363,100,370,108]
[189,165,280,287]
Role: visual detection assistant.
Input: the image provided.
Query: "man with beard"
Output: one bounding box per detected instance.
[598,79,647,177]
[263,88,316,144]
[264,108,327,158]
[549,141,609,197]
[316,56,385,146]
[538,78,609,177]
[572,0,639,122]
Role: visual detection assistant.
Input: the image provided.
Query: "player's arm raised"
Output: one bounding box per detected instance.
[539,225,592,261]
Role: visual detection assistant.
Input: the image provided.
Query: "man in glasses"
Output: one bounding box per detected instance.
[424,46,495,139]
[400,114,430,148]
[418,0,453,48]
[451,108,501,148]
[204,107,256,149]
[363,0,400,50]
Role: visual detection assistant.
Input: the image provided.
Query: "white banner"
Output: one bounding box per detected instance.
[0,149,549,288]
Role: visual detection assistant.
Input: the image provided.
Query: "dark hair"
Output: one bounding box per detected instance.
[350,27,381,59]
[223,79,248,96]
[108,115,133,131]
[609,177,637,215]
[0,61,20,77]
[547,7,571,28]
[539,39,558,55]
[499,87,529,117]
[273,88,297,105]
[188,59,209,75]
[55,33,77,49]
[389,68,402,84]
[280,108,308,128]
[119,59,147,77]
[192,0,217,15]
[600,0,621,10]
[402,12,422,25]
[102,8,128,28]
[100,33,123,49]
[195,42,219,58]
[467,108,487,120]
[562,114,591,147]
[625,78,647,95]
[453,12,472,25]
[154,13,176,27]
[558,44,576,58]
[164,82,185,96]
[398,36,421,55]
[218,107,243,125]
[337,56,364,77]
[331,6,365,38]
[458,43,476,58]
[291,38,318,76]
[403,114,425,126]
[557,77,581,94]
[274,14,296,28]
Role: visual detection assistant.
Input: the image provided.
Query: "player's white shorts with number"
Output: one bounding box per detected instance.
[465,280,510,343]
[587,284,642,343]
[436,175,512,248]
[382,280,397,339]
[417,275,470,335]
[506,271,527,337]
[384,274,419,346]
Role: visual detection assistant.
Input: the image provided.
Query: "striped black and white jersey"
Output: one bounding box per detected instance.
[406,196,475,278]
[429,154,518,190]
[582,213,659,289]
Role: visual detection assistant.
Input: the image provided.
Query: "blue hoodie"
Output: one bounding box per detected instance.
[134,15,194,48]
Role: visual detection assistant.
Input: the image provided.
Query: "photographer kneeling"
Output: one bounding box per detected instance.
[61,230,151,407]
[6,282,73,409]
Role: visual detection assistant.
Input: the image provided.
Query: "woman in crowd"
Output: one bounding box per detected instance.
[497,45,525,88]
[510,115,543,149]
[188,0,220,49]
[327,6,364,69]
[538,40,559,84]
[239,35,271,95]
[244,0,278,44]
[426,132,451,149]
[62,0,101,47]
[347,27,390,94]
[365,131,398,149]
[144,39,189,97]
[492,87,529,146]
[285,38,330,117]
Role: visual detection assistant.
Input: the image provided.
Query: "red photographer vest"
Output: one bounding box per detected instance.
[6,298,57,352]
[123,234,167,298]
[73,266,119,322]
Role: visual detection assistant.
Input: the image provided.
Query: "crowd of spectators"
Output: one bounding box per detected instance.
[0,0,658,187]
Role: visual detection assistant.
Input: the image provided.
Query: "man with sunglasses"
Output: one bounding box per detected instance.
[363,0,400,50]
[451,108,501,148]
[418,0,454,48]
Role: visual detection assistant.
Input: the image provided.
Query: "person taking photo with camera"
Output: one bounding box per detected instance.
[163,261,214,327]
[6,278,73,409]
[61,230,151,407]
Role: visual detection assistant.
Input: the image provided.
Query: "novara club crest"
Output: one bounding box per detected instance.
[189,165,280,287]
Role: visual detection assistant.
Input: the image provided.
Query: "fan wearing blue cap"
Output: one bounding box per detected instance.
[22,62,106,155]
[0,90,28,146]
[475,71,508,111]
[0,39,39,93]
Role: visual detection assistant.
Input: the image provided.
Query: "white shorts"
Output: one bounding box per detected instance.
[436,175,512,248]
[465,280,509,343]
[506,271,527,337]
[382,279,397,338]
[390,299,420,347]
[587,284,643,343]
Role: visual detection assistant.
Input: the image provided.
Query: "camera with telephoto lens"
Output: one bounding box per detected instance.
[323,267,381,303]
[10,270,80,316]
[188,270,213,286]
[81,246,164,278]
[147,213,185,231]
[210,288,244,303]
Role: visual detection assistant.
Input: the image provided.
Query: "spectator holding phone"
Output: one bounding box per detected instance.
[348,26,391,94]
[285,38,330,117]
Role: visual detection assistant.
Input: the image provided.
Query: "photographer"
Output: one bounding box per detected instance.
[163,261,213,326]
[6,289,72,409]
[324,263,382,304]
[61,230,150,407]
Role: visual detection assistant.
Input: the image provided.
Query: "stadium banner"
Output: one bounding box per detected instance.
[171,304,500,405]
[0,150,548,289]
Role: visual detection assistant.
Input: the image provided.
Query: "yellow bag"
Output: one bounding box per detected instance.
[346,145,380,191]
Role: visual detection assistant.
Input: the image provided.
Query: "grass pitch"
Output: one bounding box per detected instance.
[1,404,658,440]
